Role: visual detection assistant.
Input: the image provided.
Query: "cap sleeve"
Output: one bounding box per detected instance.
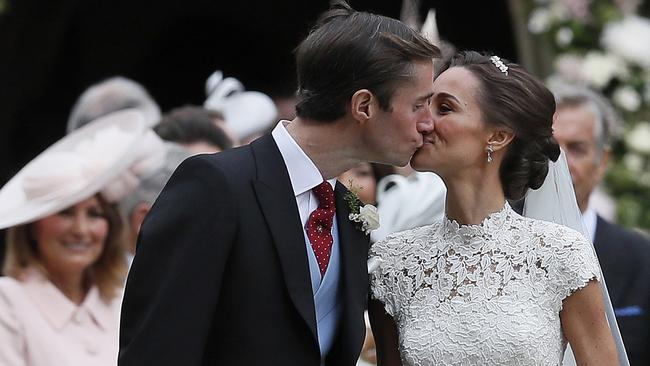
[539,224,601,312]
[368,234,403,319]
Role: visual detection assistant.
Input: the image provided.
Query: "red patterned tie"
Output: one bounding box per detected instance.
[306,181,336,276]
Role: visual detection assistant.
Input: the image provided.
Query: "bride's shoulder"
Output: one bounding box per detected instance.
[520,215,590,247]
[369,223,439,256]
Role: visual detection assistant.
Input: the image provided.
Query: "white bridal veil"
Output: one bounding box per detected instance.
[524,150,629,366]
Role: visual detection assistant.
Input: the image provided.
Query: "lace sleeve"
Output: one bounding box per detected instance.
[539,223,601,312]
[368,235,401,319]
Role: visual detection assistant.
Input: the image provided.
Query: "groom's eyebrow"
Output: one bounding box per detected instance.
[417,92,435,101]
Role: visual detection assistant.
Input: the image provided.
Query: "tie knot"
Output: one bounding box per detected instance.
[312,181,335,209]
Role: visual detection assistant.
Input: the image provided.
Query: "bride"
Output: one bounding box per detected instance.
[368,51,619,365]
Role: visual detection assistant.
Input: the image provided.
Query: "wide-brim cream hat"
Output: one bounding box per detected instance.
[0,109,147,229]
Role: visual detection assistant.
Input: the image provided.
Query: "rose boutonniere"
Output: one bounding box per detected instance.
[343,182,380,235]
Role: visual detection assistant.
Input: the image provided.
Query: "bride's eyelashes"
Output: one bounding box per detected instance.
[435,102,452,115]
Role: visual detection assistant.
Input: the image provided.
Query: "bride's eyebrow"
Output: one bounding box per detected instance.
[434,92,462,105]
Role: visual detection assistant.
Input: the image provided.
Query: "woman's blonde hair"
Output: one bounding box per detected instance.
[2,194,128,301]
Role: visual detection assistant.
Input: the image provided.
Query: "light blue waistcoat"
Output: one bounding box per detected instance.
[304,219,342,364]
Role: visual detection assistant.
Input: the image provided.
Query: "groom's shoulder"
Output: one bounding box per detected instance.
[188,144,256,175]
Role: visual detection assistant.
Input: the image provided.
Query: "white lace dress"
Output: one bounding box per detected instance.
[369,203,601,366]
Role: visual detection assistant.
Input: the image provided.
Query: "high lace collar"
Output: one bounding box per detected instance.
[442,202,512,238]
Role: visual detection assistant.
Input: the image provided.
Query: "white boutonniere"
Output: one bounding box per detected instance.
[343,182,380,235]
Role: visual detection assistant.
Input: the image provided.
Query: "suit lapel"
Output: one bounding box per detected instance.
[331,182,370,362]
[251,134,318,342]
[335,182,370,302]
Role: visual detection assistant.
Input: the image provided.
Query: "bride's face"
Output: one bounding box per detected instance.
[411,67,491,176]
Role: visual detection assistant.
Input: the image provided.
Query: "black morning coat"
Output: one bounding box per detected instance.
[118,134,370,365]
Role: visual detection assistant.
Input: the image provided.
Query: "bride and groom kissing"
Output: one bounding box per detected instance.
[118,1,622,365]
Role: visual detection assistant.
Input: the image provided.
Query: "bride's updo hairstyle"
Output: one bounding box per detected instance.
[437,51,561,200]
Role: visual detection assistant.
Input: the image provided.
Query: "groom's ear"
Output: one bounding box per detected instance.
[350,89,374,122]
[487,129,515,151]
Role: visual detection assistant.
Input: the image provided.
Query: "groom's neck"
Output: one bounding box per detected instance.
[285,117,364,180]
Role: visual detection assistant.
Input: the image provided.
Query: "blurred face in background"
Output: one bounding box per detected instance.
[31,196,109,276]
[339,162,377,205]
[553,104,609,212]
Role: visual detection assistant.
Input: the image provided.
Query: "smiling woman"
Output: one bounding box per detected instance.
[4,194,125,303]
[0,109,145,366]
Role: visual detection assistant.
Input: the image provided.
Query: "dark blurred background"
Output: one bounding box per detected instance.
[0,0,516,186]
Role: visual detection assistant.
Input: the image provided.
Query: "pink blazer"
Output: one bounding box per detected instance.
[0,269,122,366]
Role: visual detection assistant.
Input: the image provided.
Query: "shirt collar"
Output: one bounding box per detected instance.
[582,206,598,242]
[21,268,114,331]
[271,121,336,195]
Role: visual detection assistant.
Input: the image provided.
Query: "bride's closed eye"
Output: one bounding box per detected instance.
[436,103,452,114]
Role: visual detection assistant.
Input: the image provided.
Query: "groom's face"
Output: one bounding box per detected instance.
[364,60,435,167]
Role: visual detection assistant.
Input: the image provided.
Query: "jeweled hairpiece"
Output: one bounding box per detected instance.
[490,55,508,76]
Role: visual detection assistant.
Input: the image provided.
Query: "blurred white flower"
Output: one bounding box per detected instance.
[555,27,574,47]
[581,52,628,89]
[528,8,552,34]
[623,153,645,172]
[626,122,650,154]
[602,16,650,69]
[553,54,587,84]
[613,86,641,112]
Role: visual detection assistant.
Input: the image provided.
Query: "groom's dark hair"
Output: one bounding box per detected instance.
[294,1,441,122]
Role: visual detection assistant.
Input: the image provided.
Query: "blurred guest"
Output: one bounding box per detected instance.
[338,162,380,205]
[370,171,446,243]
[155,105,234,154]
[553,84,650,365]
[203,70,277,144]
[67,77,171,206]
[67,76,161,132]
[0,110,147,366]
[118,142,191,258]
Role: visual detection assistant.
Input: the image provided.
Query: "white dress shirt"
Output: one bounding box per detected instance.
[271,121,342,362]
[582,206,598,242]
[271,120,339,285]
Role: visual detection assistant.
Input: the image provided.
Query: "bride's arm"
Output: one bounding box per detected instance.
[561,280,619,366]
[368,299,402,366]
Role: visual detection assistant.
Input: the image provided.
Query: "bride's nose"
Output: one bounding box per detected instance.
[417,108,434,135]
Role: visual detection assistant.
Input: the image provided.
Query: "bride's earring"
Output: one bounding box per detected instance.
[486,145,494,163]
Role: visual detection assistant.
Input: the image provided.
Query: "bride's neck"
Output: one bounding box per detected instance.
[443,169,506,226]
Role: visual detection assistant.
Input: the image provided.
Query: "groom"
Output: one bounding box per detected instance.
[118,1,439,365]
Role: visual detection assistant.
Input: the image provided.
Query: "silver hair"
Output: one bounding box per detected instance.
[552,84,622,161]
[118,142,191,220]
[67,76,161,133]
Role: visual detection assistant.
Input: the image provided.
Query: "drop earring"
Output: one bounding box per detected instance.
[486,145,494,163]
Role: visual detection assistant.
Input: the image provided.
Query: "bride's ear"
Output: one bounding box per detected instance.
[487,129,515,152]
